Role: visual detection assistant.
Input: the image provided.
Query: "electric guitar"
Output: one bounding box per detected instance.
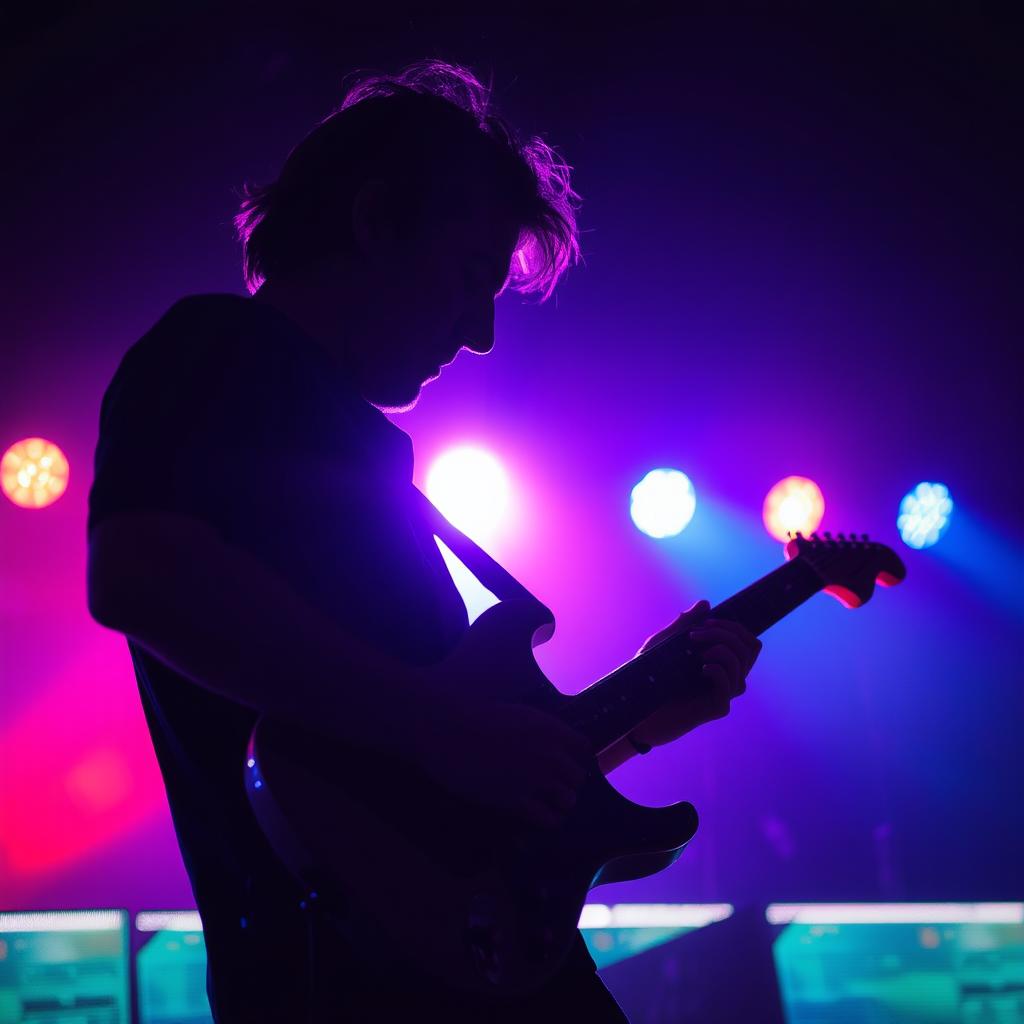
[244,531,905,995]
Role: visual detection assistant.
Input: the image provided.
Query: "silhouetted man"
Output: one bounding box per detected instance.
[87,60,760,1022]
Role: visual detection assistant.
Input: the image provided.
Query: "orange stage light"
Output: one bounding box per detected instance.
[763,475,825,543]
[1,437,69,509]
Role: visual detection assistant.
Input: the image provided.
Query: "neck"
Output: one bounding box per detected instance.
[252,270,363,380]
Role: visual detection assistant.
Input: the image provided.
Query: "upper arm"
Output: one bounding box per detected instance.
[86,510,223,628]
[87,300,290,536]
[86,300,287,625]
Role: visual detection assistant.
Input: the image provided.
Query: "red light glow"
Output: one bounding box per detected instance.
[0,635,164,876]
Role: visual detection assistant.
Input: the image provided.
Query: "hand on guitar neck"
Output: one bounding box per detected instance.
[630,599,762,748]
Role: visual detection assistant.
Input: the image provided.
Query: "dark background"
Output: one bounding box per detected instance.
[2,6,1021,912]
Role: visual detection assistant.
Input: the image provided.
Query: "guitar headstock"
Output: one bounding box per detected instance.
[785,532,906,608]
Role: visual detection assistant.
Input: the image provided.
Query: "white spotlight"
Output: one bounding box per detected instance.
[630,469,697,539]
[425,445,510,544]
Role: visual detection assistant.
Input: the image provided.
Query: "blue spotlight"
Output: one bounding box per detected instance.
[630,469,697,539]
[897,482,953,549]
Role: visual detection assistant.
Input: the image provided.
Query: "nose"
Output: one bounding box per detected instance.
[456,300,495,355]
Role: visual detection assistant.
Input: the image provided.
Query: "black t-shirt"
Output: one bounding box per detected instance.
[88,294,619,1022]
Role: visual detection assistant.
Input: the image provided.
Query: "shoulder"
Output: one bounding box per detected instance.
[113,293,331,398]
[133,293,278,364]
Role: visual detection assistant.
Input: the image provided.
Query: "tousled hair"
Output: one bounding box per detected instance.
[234,60,582,301]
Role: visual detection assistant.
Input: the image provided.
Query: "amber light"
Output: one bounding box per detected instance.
[763,475,825,543]
[1,437,70,509]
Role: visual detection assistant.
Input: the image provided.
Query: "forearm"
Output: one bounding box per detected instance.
[88,515,445,757]
[597,735,641,774]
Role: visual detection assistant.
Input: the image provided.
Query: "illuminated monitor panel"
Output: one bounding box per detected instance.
[130,903,733,1005]
[580,903,734,970]
[0,910,130,1024]
[768,903,1024,1023]
[135,913,213,1024]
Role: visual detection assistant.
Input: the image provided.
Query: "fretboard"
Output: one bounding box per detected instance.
[562,556,824,753]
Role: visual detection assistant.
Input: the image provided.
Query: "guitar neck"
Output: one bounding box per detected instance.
[563,556,824,753]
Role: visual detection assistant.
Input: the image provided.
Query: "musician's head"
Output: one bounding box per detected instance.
[237,60,582,410]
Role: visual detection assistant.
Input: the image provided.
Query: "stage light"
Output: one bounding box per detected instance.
[897,482,953,549]
[2,437,69,509]
[763,476,825,543]
[425,445,510,544]
[630,469,696,538]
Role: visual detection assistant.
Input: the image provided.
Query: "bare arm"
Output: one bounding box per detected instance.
[87,511,446,759]
[597,737,640,775]
[88,510,600,825]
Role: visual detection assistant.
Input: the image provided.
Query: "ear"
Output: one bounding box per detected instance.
[350,177,398,258]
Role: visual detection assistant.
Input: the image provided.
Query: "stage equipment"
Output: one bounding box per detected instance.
[426,445,510,543]
[630,468,696,538]
[897,481,953,549]
[1,437,69,509]
[0,910,130,1023]
[763,476,824,543]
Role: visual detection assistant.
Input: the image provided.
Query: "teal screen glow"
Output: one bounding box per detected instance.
[135,912,213,1024]
[771,904,1024,1023]
[0,910,130,1024]
[580,903,732,970]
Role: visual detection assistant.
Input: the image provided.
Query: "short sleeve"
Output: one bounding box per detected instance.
[87,298,293,535]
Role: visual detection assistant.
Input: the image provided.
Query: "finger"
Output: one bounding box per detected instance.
[690,627,759,674]
[688,626,741,646]
[699,665,735,717]
[701,645,743,694]
[705,660,746,698]
[702,619,762,668]
[673,601,711,632]
[641,601,711,652]
[704,619,760,652]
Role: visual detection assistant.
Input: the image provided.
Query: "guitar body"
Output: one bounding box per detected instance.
[246,532,906,995]
[245,599,699,996]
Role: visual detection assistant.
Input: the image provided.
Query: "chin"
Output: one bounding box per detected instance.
[371,380,426,414]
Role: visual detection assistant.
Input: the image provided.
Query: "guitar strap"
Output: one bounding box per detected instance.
[410,484,552,618]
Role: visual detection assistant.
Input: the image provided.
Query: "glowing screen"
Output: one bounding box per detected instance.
[580,904,733,969]
[0,910,130,1023]
[135,912,213,1024]
[769,903,1024,1023]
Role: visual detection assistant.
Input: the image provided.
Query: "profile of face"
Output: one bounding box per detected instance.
[341,174,522,411]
